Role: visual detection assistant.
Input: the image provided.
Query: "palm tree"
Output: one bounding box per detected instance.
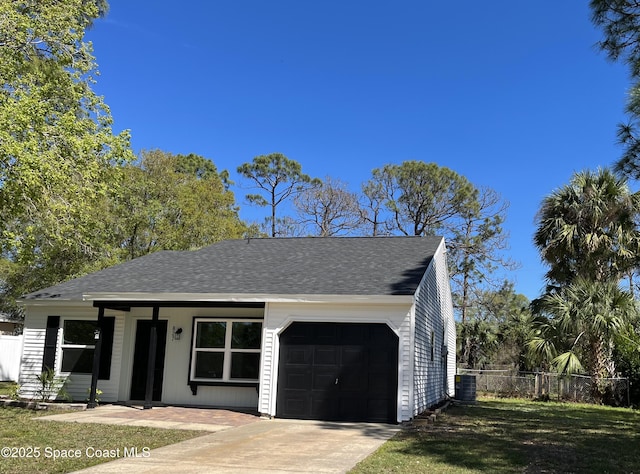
[457,319,500,369]
[534,168,640,287]
[529,278,637,401]
[532,168,640,402]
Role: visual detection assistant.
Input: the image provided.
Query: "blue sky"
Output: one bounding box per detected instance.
[86,1,631,301]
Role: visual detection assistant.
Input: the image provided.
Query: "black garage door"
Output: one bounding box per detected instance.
[276,322,398,423]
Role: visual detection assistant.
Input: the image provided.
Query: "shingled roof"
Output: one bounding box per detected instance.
[22,236,444,301]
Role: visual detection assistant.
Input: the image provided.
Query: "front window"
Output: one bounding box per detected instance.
[61,320,97,373]
[191,319,262,382]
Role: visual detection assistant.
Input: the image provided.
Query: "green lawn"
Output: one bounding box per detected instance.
[0,406,206,474]
[0,382,18,397]
[4,397,638,473]
[351,397,640,473]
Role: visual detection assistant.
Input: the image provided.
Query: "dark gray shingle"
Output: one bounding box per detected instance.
[22,236,443,300]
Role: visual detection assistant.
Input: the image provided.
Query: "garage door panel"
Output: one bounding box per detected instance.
[314,346,339,365]
[369,372,390,392]
[337,397,366,420]
[338,371,366,391]
[339,324,366,344]
[370,347,395,365]
[341,346,365,366]
[281,394,307,417]
[285,370,311,390]
[277,322,398,423]
[285,347,312,365]
[367,398,394,422]
[313,370,338,390]
[311,395,336,419]
[315,324,338,343]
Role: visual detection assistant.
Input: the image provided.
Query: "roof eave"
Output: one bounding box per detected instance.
[77,292,416,305]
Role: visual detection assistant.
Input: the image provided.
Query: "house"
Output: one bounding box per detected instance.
[18,236,455,423]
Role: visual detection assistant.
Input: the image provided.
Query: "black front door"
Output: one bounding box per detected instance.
[130,320,167,401]
[277,322,398,423]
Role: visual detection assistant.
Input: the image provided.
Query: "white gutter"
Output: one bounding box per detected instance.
[82,292,414,305]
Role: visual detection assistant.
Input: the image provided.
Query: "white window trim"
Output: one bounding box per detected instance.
[190,318,262,383]
[59,318,96,375]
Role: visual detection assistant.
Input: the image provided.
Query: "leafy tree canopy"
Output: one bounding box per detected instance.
[534,168,640,287]
[115,150,247,259]
[530,277,637,393]
[368,161,477,236]
[591,0,640,178]
[0,0,133,316]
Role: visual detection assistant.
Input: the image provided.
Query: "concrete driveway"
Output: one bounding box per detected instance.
[71,418,400,473]
[40,405,399,473]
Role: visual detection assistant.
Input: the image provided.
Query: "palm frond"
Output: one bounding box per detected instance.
[551,351,584,375]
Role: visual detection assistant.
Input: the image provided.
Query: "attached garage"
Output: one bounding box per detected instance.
[276,322,398,423]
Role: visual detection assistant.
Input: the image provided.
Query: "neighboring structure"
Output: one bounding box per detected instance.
[0,312,22,335]
[18,236,455,423]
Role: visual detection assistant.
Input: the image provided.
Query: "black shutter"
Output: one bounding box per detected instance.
[42,316,60,372]
[98,317,115,380]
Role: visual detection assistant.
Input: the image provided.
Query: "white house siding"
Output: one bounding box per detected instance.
[18,293,452,419]
[19,304,263,407]
[125,306,263,408]
[434,247,457,396]
[412,242,455,415]
[259,301,414,422]
[18,312,46,399]
[18,305,125,402]
[258,306,277,416]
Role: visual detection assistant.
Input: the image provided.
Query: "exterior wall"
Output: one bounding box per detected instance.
[258,301,414,422]
[412,240,456,415]
[17,311,46,398]
[18,306,126,402]
[19,304,263,407]
[18,295,437,422]
[120,306,262,408]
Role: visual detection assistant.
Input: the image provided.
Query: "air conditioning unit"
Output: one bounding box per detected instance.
[454,374,476,402]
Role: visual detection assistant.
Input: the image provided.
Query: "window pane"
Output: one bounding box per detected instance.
[63,320,97,345]
[231,322,262,349]
[196,322,226,348]
[61,348,94,373]
[230,353,260,380]
[194,352,224,379]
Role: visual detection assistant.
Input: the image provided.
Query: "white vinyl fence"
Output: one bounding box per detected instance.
[0,335,23,381]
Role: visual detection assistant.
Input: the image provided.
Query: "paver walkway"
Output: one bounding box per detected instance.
[39,404,259,432]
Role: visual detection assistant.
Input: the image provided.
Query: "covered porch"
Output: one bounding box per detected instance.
[87,300,265,410]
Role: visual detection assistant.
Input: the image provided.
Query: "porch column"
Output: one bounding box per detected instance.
[143,306,159,409]
[88,306,105,409]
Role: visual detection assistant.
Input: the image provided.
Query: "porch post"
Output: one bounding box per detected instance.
[88,306,105,409]
[143,306,159,409]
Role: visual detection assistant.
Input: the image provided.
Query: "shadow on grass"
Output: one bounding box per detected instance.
[387,399,640,473]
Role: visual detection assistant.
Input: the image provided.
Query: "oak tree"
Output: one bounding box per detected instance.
[0,0,133,315]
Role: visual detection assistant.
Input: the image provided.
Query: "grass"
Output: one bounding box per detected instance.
[351,397,640,473]
[0,406,206,473]
[0,382,18,397]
